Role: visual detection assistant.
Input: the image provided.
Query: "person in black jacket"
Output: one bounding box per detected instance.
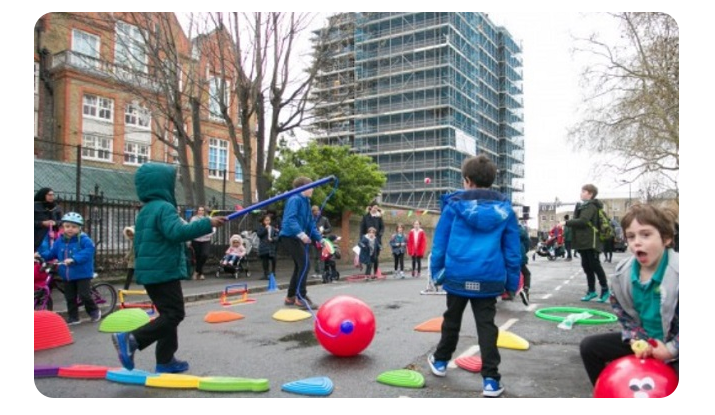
[310,205,332,278]
[256,214,278,280]
[34,187,63,251]
[359,202,385,274]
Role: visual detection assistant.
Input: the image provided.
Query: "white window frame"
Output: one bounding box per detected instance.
[125,102,151,129]
[208,138,228,179]
[83,94,114,121]
[234,155,244,183]
[208,76,229,121]
[34,62,39,94]
[82,133,112,162]
[115,20,147,74]
[71,29,100,69]
[123,141,150,165]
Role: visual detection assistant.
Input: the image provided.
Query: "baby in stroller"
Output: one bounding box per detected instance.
[217,234,248,278]
[320,235,341,284]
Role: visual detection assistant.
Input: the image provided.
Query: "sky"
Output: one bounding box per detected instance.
[487,13,632,214]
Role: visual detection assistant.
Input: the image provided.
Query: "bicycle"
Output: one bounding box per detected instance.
[34,260,117,318]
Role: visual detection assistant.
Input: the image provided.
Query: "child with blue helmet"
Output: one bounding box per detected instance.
[35,212,100,325]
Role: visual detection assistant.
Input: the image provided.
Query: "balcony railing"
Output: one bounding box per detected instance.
[51,50,159,92]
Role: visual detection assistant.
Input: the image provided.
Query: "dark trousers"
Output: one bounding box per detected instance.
[311,244,323,274]
[434,294,501,381]
[260,254,276,278]
[281,237,309,298]
[191,240,210,274]
[131,279,185,365]
[602,239,614,262]
[123,268,135,290]
[411,256,422,274]
[580,332,679,385]
[578,249,608,293]
[564,241,573,258]
[521,264,531,290]
[365,258,378,275]
[393,253,404,271]
[64,278,98,320]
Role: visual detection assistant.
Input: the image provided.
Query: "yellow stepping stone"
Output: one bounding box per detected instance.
[497,329,529,350]
[272,309,312,322]
[145,373,201,389]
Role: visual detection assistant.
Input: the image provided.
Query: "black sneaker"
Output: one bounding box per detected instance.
[519,289,529,306]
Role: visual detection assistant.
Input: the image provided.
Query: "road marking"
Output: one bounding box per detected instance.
[541,293,552,300]
[526,303,538,312]
[563,279,571,285]
[500,318,518,331]
[555,285,563,291]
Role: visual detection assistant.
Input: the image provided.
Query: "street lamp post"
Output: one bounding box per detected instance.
[618,179,632,208]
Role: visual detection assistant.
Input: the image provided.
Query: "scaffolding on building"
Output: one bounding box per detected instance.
[309,12,524,212]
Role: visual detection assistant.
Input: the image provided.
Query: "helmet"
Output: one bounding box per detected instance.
[61,212,84,226]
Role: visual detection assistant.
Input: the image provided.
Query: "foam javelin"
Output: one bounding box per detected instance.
[225,175,337,221]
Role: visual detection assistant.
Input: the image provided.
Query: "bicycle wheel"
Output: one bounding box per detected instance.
[91,283,117,316]
[34,289,53,311]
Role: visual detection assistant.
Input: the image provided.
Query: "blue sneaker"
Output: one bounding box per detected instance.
[428,354,447,377]
[112,332,138,371]
[483,377,504,397]
[155,358,189,374]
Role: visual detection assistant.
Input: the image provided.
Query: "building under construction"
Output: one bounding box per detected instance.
[309,12,524,212]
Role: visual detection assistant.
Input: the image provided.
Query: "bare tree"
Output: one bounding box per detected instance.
[71,12,215,205]
[569,13,678,197]
[202,12,334,205]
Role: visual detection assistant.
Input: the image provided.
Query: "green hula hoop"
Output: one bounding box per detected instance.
[534,307,617,325]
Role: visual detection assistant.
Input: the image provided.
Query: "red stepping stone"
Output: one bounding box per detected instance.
[34,310,73,351]
[454,356,483,372]
[58,364,115,379]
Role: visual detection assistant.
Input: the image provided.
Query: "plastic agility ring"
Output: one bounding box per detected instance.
[534,307,617,325]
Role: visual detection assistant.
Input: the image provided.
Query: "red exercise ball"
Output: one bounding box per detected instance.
[593,355,678,398]
[314,295,376,357]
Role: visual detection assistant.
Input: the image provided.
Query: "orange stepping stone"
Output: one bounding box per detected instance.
[414,317,443,332]
[204,310,245,323]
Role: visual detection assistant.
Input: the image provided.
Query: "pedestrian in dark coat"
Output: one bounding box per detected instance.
[34,187,63,251]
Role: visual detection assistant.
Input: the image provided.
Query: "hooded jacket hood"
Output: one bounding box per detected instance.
[135,163,177,206]
[229,234,243,244]
[441,189,512,232]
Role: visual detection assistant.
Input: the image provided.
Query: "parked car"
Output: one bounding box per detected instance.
[613,225,627,252]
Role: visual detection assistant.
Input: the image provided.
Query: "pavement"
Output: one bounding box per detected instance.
[51,256,388,318]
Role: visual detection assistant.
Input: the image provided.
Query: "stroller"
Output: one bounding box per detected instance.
[215,231,257,279]
[320,235,341,284]
[533,235,565,261]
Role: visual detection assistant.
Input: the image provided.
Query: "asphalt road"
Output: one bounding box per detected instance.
[32,251,680,404]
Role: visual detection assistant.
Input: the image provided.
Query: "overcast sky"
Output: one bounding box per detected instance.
[488,13,632,212]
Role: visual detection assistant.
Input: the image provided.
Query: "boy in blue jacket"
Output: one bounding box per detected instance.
[279,176,325,310]
[427,155,521,397]
[35,212,99,325]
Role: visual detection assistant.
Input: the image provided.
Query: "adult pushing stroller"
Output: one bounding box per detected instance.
[533,235,565,261]
[215,232,255,279]
[320,235,341,284]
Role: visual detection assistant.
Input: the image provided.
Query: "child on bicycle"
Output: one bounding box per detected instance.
[221,234,246,267]
[35,212,100,325]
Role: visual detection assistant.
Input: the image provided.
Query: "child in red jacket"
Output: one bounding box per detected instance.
[407,220,427,277]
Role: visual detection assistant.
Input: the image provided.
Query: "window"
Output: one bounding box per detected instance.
[71,29,100,69]
[83,94,113,121]
[82,133,112,161]
[125,102,151,129]
[234,157,244,182]
[209,138,228,178]
[34,62,39,94]
[115,21,147,74]
[209,76,229,121]
[124,141,150,165]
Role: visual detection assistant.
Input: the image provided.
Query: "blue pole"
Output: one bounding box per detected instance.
[225,175,337,221]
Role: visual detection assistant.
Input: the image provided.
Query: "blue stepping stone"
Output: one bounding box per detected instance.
[281,376,334,396]
[106,368,159,385]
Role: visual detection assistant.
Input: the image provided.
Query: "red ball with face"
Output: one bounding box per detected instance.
[593,355,678,398]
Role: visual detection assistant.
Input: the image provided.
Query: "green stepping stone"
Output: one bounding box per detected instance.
[99,308,151,333]
[376,369,425,388]
[198,377,270,392]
